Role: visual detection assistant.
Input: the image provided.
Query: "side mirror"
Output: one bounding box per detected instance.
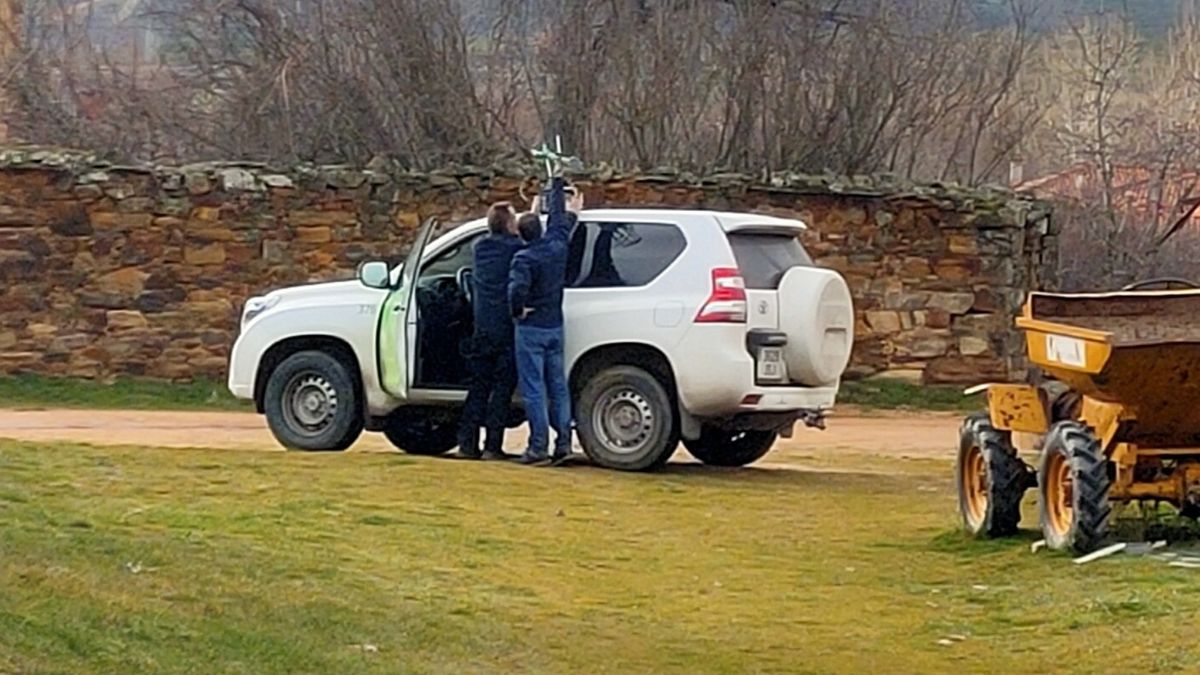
[357,261,391,289]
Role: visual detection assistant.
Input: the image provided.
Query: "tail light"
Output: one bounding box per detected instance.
[695,267,747,323]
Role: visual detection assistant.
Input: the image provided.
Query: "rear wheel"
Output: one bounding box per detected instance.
[383,413,458,456]
[684,427,777,467]
[264,350,363,451]
[1038,421,1111,554]
[577,365,679,471]
[956,413,1030,538]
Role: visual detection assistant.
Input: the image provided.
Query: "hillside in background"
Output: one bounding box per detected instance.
[973,0,1183,35]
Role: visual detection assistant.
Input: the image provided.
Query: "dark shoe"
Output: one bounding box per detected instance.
[551,448,573,466]
[481,449,516,461]
[457,431,480,459]
[517,452,552,467]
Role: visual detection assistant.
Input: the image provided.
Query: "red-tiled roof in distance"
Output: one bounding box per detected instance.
[1017,164,1200,226]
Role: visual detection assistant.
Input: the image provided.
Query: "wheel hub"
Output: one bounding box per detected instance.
[1045,452,1074,536]
[962,444,988,526]
[596,388,655,454]
[285,373,338,434]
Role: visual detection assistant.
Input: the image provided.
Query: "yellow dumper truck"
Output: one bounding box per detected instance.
[958,283,1200,554]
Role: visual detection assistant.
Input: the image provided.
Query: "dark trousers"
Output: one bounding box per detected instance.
[459,336,518,453]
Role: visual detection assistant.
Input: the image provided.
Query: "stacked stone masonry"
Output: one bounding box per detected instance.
[0,146,1055,384]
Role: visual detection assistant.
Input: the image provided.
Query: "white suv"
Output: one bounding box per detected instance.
[227,210,854,471]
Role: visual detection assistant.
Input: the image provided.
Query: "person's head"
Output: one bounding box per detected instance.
[487,201,517,235]
[517,213,543,243]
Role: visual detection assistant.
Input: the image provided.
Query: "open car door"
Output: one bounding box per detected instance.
[379,217,439,398]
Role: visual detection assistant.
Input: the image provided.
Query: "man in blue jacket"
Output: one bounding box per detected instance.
[456,201,524,460]
[508,176,582,466]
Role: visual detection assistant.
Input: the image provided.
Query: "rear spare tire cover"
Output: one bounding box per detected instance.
[778,267,855,386]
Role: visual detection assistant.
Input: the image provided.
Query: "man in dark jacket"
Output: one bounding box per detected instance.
[508,176,581,465]
[457,201,524,460]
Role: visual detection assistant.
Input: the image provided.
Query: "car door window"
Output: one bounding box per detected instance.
[420,233,482,282]
[567,222,686,288]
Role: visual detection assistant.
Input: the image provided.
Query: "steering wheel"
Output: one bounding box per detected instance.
[1121,277,1200,291]
[456,268,474,304]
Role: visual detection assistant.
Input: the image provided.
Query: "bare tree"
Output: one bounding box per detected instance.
[1035,2,1200,290]
[0,0,1057,183]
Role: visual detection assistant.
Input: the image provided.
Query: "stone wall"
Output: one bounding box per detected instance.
[0,147,1055,384]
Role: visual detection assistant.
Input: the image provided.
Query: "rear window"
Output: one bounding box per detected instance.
[727,233,813,289]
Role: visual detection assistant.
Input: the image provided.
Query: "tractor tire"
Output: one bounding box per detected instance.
[956,413,1031,538]
[263,350,363,451]
[1043,381,1082,422]
[684,428,777,467]
[1038,421,1112,554]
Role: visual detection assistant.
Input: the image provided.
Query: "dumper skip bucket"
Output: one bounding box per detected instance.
[1019,290,1200,443]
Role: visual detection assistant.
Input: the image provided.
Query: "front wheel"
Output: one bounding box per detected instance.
[576,365,679,471]
[263,350,363,451]
[1038,421,1111,554]
[684,428,777,467]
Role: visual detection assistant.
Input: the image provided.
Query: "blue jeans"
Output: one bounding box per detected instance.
[515,324,572,457]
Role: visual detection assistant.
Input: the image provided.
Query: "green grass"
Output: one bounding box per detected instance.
[0,375,249,411]
[0,375,973,414]
[3,440,1200,674]
[839,378,979,412]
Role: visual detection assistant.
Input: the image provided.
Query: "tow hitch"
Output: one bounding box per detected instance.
[799,409,826,430]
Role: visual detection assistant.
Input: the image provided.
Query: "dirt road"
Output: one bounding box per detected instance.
[0,408,960,462]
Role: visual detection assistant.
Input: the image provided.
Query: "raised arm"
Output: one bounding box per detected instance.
[544,176,574,245]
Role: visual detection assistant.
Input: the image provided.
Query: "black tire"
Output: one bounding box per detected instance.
[684,427,777,467]
[1038,421,1111,554]
[956,413,1031,538]
[1041,380,1082,422]
[576,365,679,471]
[383,415,458,456]
[263,350,363,451]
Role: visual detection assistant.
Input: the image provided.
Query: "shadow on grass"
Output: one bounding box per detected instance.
[578,457,917,489]
[658,461,841,481]
[927,527,1044,556]
[927,517,1200,559]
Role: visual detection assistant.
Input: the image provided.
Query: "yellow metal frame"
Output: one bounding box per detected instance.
[973,291,1200,507]
[1016,318,1113,376]
[979,383,1200,504]
[983,384,1047,434]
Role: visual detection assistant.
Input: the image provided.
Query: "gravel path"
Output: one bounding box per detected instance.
[0,408,960,463]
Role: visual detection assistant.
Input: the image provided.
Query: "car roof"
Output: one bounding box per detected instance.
[580,209,807,232]
[442,209,806,236]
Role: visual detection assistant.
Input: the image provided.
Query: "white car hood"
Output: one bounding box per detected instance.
[266,279,389,306]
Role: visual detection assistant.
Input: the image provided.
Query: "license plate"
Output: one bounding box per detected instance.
[757,347,786,382]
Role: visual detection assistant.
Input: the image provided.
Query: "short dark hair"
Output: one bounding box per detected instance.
[487,202,515,234]
[517,213,542,242]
